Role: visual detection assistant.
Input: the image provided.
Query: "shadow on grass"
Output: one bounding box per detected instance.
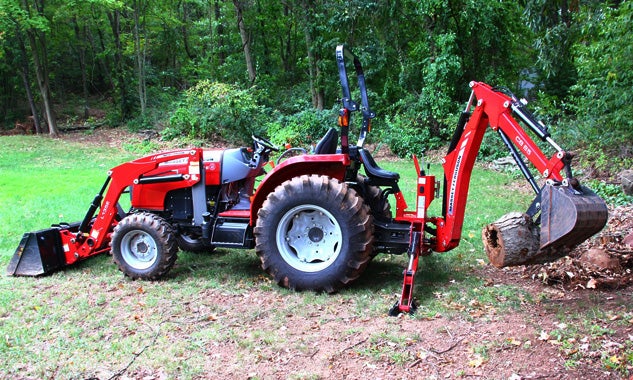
[170,248,263,281]
[43,247,471,308]
[347,253,469,306]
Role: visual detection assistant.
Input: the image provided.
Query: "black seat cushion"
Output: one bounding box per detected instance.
[314,128,338,155]
[359,148,399,181]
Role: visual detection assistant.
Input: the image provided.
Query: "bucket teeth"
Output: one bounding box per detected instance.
[539,183,608,252]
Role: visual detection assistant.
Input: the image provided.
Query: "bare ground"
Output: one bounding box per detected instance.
[48,129,633,379]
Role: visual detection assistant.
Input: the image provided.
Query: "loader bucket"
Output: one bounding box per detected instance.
[7,227,67,276]
[539,183,608,252]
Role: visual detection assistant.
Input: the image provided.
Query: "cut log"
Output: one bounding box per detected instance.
[482,212,572,268]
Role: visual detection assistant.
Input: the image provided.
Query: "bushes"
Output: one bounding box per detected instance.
[163,81,271,144]
[380,93,456,158]
[163,81,341,149]
[266,108,337,149]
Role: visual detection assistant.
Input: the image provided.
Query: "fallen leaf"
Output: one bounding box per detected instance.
[507,337,522,346]
[468,355,488,368]
[587,278,597,289]
[609,355,622,365]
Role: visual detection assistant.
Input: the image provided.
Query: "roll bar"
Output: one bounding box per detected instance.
[335,45,375,149]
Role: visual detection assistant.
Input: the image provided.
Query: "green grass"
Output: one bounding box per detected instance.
[3,134,627,378]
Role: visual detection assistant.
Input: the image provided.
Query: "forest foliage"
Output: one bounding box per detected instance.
[0,0,631,173]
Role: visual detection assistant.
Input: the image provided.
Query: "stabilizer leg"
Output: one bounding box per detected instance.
[389,231,422,316]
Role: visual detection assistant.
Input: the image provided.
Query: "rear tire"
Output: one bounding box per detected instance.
[111,212,178,280]
[254,175,373,293]
[353,175,393,257]
[353,175,392,221]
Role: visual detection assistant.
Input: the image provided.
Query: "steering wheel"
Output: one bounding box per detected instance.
[252,135,279,152]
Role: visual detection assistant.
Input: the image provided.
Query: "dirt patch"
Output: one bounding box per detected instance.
[58,127,139,149]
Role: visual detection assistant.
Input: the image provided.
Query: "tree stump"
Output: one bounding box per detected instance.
[620,169,633,196]
[482,212,571,268]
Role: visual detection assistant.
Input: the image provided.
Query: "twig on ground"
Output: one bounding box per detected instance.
[340,337,369,353]
[108,322,163,380]
[429,336,466,354]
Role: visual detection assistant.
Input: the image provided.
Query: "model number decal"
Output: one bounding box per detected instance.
[515,135,532,156]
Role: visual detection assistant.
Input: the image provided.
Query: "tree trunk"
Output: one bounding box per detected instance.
[482,212,572,267]
[233,0,256,83]
[181,2,195,60]
[107,10,130,120]
[88,21,113,91]
[133,0,148,116]
[300,0,324,110]
[280,3,293,73]
[14,28,42,133]
[72,17,90,118]
[214,0,225,66]
[21,0,58,137]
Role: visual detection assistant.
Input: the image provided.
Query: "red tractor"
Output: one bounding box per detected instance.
[8,45,608,315]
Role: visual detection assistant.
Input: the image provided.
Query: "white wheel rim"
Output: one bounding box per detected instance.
[120,230,158,270]
[276,204,342,272]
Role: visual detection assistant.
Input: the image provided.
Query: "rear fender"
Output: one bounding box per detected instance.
[250,154,350,224]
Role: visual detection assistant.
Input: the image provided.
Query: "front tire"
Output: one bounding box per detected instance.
[111,212,178,280]
[254,175,373,293]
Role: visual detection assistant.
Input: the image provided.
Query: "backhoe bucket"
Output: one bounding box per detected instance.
[539,183,608,252]
[7,227,67,276]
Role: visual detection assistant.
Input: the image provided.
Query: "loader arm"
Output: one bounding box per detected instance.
[8,149,203,276]
[63,149,205,264]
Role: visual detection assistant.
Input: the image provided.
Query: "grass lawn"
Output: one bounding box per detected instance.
[1,133,630,379]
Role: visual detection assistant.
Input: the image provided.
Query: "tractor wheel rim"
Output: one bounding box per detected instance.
[276,204,342,272]
[120,230,158,270]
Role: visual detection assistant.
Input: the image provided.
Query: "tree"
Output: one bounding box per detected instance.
[4,0,60,136]
[233,0,256,83]
[569,2,633,146]
[522,0,580,98]
[132,0,149,115]
[0,0,43,132]
[300,0,325,109]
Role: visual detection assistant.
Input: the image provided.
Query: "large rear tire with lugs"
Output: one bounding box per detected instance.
[353,175,392,222]
[111,212,178,280]
[254,175,373,293]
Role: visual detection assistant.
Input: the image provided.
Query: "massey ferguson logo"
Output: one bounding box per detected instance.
[448,132,471,215]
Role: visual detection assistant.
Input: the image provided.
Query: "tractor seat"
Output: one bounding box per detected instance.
[314,128,339,155]
[359,148,399,183]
